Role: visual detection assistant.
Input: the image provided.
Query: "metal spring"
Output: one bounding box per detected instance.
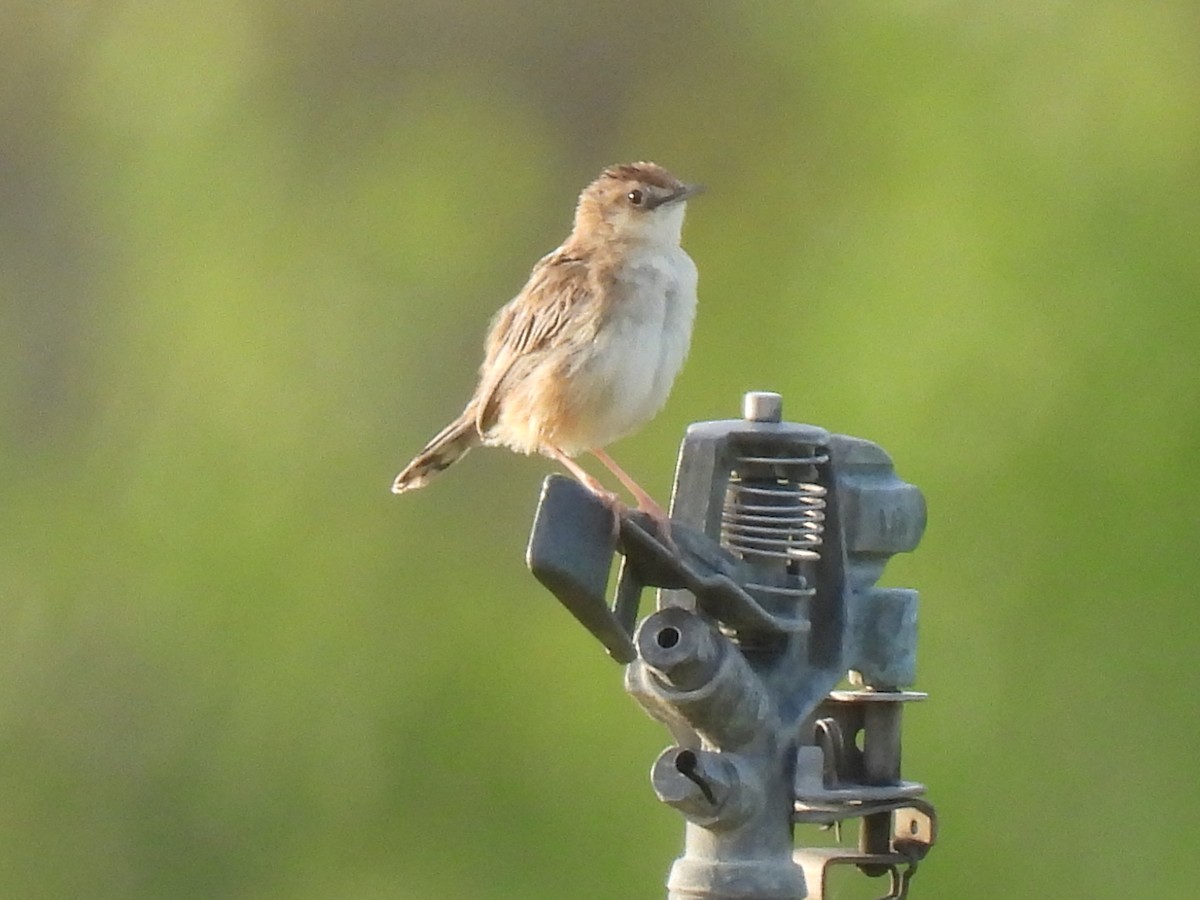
[720,451,828,597]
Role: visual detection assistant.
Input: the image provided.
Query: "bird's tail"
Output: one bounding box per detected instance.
[392,409,481,494]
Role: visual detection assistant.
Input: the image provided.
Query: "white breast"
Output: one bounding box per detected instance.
[571,245,698,452]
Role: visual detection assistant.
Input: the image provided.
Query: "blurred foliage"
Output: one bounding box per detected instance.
[1,1,1198,898]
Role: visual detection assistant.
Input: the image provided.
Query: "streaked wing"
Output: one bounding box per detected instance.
[474,250,593,433]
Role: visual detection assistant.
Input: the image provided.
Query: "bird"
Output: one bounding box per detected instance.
[391,161,702,532]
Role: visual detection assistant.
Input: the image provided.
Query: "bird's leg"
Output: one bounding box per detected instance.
[544,446,625,538]
[590,448,674,544]
[545,447,618,502]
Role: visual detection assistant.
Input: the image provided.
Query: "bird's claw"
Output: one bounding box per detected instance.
[627,497,678,554]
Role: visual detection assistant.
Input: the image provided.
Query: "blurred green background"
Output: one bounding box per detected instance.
[2,2,1198,898]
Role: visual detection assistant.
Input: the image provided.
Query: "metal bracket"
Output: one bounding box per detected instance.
[794,798,936,900]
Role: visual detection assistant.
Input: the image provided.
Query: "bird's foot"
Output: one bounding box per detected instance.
[634,495,677,553]
[587,447,677,551]
[585,483,628,542]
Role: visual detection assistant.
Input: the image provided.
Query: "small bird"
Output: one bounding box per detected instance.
[391,161,702,529]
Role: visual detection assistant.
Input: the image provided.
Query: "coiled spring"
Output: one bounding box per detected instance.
[720,450,828,597]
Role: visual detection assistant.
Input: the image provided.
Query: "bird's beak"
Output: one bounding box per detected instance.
[648,182,706,209]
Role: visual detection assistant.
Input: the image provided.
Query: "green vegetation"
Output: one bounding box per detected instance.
[2,3,1197,897]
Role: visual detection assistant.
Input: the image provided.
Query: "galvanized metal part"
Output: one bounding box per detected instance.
[525,391,932,898]
[742,391,784,423]
[526,474,635,662]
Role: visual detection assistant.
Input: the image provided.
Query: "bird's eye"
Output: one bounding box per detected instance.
[627,189,644,206]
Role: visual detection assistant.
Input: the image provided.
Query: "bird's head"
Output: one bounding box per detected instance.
[573,161,704,247]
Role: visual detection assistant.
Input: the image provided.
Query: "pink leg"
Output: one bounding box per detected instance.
[544,447,613,499]
[590,448,672,539]
[544,445,625,532]
[544,446,627,539]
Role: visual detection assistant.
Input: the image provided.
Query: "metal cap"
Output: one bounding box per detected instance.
[743,391,783,423]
